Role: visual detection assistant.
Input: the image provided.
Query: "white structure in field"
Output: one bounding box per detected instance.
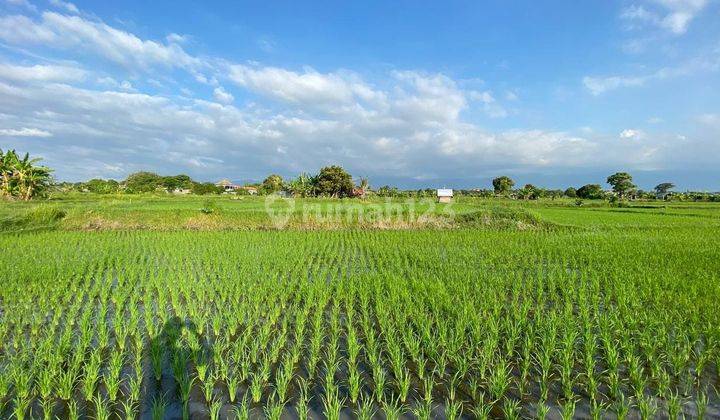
[437,189,453,203]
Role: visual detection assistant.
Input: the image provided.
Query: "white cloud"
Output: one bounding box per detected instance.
[583,75,646,95]
[0,12,200,70]
[697,113,720,126]
[391,71,465,122]
[469,90,508,118]
[0,127,52,137]
[655,0,708,34]
[0,63,86,82]
[620,0,708,34]
[166,33,188,44]
[620,129,645,139]
[0,15,56,43]
[48,0,79,14]
[119,80,134,91]
[228,64,381,108]
[213,86,234,104]
[583,48,719,94]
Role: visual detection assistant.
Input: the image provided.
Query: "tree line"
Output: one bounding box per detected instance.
[57,166,365,198]
[50,168,720,202]
[56,172,223,195]
[484,172,704,202]
[6,149,718,202]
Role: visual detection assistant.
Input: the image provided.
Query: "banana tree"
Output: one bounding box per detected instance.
[0,148,52,200]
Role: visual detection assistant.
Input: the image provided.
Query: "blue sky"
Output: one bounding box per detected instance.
[0,0,719,190]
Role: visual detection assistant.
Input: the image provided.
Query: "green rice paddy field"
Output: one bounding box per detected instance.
[1,196,719,419]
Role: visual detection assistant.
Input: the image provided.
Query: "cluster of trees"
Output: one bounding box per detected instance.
[59,165,364,198]
[0,149,53,200]
[487,172,688,201]
[260,166,362,198]
[58,172,225,195]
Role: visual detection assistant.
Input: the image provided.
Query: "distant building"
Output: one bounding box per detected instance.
[172,188,191,195]
[239,186,258,195]
[352,187,366,198]
[216,179,238,192]
[437,188,453,203]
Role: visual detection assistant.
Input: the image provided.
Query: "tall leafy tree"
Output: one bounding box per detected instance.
[654,182,675,194]
[315,166,354,197]
[492,176,515,195]
[576,184,604,199]
[161,174,193,191]
[124,172,163,193]
[260,174,285,194]
[606,172,636,199]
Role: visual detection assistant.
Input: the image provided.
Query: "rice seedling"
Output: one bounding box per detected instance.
[637,393,657,419]
[105,350,125,402]
[67,398,80,420]
[12,394,31,420]
[353,395,375,420]
[444,397,463,420]
[488,359,512,403]
[126,373,142,405]
[695,388,709,420]
[502,398,522,420]
[373,365,387,404]
[81,351,102,401]
[667,389,684,420]
[150,393,168,420]
[412,397,433,420]
[56,368,78,401]
[232,395,250,420]
[535,399,550,420]
[321,383,344,420]
[249,371,265,404]
[209,397,224,420]
[177,372,194,418]
[92,394,112,420]
[295,378,311,420]
[613,393,632,420]
[120,398,138,420]
[203,373,216,404]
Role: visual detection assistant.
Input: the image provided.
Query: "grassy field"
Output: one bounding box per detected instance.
[1,195,719,419]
